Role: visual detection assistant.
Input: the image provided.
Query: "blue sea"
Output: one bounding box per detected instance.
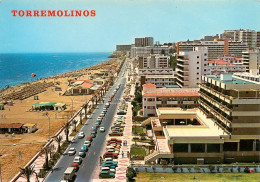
[0,52,111,88]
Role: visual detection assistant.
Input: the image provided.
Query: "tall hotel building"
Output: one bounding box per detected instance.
[176,47,208,88]
[223,29,260,48]
[177,39,248,59]
[135,37,154,47]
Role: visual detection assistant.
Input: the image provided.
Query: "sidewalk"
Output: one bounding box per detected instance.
[92,66,135,182]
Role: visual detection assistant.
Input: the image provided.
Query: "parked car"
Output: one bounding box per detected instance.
[99,171,115,179]
[103,157,118,163]
[102,161,118,168]
[73,156,82,164]
[84,140,91,147]
[68,148,76,156]
[91,131,97,138]
[95,121,101,127]
[100,167,116,173]
[71,162,79,171]
[92,126,98,132]
[81,145,88,152]
[109,138,122,143]
[103,152,118,159]
[100,127,105,132]
[100,113,105,117]
[86,136,93,141]
[78,132,85,139]
[78,149,86,157]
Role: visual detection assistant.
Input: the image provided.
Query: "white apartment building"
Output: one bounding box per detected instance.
[242,48,260,72]
[140,74,176,88]
[138,54,170,69]
[177,39,248,59]
[131,46,170,58]
[176,47,208,88]
[223,29,260,48]
[207,56,246,75]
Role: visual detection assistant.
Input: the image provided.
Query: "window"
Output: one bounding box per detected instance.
[197,78,199,80]
[197,62,199,64]
[197,72,199,75]
[204,64,207,66]
[197,67,199,69]
[197,56,199,58]
[204,53,207,56]
[204,69,206,71]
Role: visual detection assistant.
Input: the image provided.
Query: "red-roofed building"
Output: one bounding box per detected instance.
[67,80,94,95]
[207,56,246,75]
[142,86,199,117]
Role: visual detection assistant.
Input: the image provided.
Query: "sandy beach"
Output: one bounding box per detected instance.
[0,58,123,181]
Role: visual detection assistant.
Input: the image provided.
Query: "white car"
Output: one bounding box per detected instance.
[100,127,105,132]
[104,157,118,163]
[84,141,91,147]
[73,156,82,164]
[78,132,85,139]
[68,148,76,156]
[100,167,116,173]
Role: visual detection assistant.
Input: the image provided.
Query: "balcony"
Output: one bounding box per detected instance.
[198,83,232,104]
[183,101,195,104]
[199,99,232,130]
[167,101,178,104]
[199,91,232,115]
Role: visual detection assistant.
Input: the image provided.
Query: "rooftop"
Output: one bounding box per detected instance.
[143,88,199,97]
[208,76,255,85]
[0,123,23,129]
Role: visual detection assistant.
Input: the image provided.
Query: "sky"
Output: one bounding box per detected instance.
[0,0,260,53]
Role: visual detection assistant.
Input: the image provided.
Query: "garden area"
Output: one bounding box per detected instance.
[135,172,260,182]
[131,83,142,116]
[130,145,148,160]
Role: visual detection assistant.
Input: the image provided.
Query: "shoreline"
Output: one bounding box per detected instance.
[0,52,112,90]
[0,57,115,102]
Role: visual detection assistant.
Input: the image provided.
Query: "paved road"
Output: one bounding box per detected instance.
[45,59,128,182]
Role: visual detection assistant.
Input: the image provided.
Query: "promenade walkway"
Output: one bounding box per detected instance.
[92,63,135,182]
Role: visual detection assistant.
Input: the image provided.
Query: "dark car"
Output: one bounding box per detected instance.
[91,126,97,132]
[91,131,96,138]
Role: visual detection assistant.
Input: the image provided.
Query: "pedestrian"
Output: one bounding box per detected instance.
[126,140,128,146]
[99,156,102,165]
[122,151,124,158]
[127,151,130,158]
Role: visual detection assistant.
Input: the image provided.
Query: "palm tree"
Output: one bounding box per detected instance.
[54,135,63,154]
[64,122,70,142]
[19,166,37,182]
[43,146,51,170]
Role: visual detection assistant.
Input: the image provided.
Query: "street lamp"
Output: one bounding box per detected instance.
[45,112,51,140]
[70,97,75,117]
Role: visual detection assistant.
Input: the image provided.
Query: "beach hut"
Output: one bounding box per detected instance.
[54,103,66,111]
[0,104,4,110]
[23,123,37,133]
[0,123,24,134]
[32,102,56,111]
